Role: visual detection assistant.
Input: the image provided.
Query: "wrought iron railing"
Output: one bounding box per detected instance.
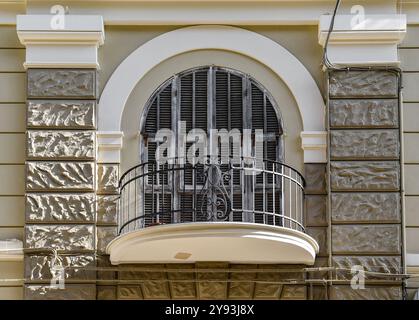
[117,157,305,235]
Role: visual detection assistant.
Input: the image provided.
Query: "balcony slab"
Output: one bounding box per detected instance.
[106,222,319,266]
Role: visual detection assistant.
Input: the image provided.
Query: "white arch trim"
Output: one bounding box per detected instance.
[98,25,327,163]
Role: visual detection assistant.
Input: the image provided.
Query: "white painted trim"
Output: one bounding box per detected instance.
[300,131,327,163]
[7,1,419,26]
[98,25,325,136]
[319,14,406,66]
[16,15,104,69]
[97,131,124,163]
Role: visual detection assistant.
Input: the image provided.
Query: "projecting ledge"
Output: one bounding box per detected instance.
[106,222,319,266]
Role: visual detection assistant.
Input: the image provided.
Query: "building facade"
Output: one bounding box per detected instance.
[0,0,418,300]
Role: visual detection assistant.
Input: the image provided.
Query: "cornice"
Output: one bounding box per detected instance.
[16,14,104,69]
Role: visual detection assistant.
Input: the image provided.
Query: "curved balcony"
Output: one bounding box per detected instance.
[106,157,319,265]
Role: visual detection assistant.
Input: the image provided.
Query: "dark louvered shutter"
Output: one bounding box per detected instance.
[140,66,283,225]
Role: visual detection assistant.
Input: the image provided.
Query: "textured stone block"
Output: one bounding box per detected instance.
[167,264,196,299]
[228,264,256,299]
[305,195,327,226]
[118,263,166,281]
[329,71,398,98]
[254,282,281,299]
[97,164,119,194]
[197,262,228,300]
[332,256,402,280]
[280,285,306,300]
[330,130,399,159]
[306,227,328,256]
[27,131,95,160]
[332,225,401,254]
[27,69,96,98]
[96,226,117,254]
[330,161,400,191]
[331,193,400,223]
[169,282,196,299]
[25,254,95,281]
[304,164,327,194]
[97,286,117,300]
[118,285,143,300]
[25,225,94,252]
[117,265,171,299]
[142,281,171,299]
[329,99,398,128]
[253,265,290,299]
[330,285,402,300]
[97,195,118,225]
[27,100,95,129]
[25,284,96,300]
[26,162,94,191]
[26,193,95,223]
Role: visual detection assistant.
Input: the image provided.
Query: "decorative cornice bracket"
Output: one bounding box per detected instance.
[319,14,406,67]
[17,15,105,69]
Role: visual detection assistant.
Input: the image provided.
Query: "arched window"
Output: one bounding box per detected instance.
[140,66,283,163]
[137,66,285,227]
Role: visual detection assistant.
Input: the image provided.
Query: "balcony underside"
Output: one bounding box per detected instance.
[106,222,319,265]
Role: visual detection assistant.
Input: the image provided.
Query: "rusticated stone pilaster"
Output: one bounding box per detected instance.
[332,256,402,280]
[330,161,400,191]
[25,224,95,252]
[328,70,402,300]
[25,193,95,223]
[304,164,327,195]
[332,225,401,254]
[25,254,95,281]
[329,71,398,98]
[26,162,94,191]
[25,67,98,300]
[330,130,399,160]
[329,99,398,128]
[306,227,328,256]
[96,226,118,254]
[331,193,400,223]
[27,100,95,129]
[27,69,96,99]
[97,195,118,225]
[97,164,119,195]
[27,131,95,160]
[305,195,327,227]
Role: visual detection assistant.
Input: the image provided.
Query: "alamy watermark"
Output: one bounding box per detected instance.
[350,265,366,290]
[153,121,265,173]
[50,5,67,30]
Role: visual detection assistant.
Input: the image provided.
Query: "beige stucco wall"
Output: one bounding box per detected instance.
[99,25,324,95]
[0,25,25,300]
[99,25,324,173]
[399,25,419,297]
